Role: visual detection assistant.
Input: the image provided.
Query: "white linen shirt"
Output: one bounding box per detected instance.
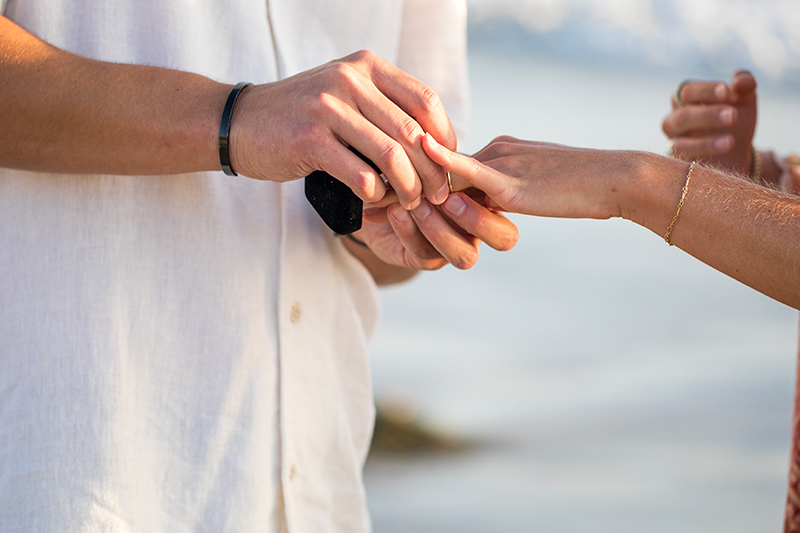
[0,1,468,531]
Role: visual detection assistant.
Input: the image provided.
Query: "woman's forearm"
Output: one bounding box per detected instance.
[631,153,800,308]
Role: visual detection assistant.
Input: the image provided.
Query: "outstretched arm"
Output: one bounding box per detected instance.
[423,134,800,309]
[0,15,456,209]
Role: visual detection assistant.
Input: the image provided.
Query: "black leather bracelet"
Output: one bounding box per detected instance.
[219,82,252,176]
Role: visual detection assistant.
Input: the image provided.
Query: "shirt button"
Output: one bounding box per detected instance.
[289,464,297,480]
[290,303,302,325]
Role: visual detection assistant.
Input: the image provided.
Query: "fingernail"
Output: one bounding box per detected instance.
[714,135,733,151]
[434,181,450,204]
[719,108,735,125]
[411,200,431,221]
[392,207,410,223]
[443,194,466,217]
[714,83,728,101]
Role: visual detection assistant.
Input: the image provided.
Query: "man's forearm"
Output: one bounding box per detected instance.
[0,16,229,176]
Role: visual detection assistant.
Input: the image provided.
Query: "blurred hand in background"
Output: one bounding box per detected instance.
[662,70,758,176]
[662,70,800,192]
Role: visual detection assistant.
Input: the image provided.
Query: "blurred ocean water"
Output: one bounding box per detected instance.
[364,1,800,532]
[467,0,800,86]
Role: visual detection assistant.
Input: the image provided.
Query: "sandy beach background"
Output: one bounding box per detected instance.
[364,1,800,531]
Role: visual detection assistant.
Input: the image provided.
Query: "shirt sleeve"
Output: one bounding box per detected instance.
[395,0,470,145]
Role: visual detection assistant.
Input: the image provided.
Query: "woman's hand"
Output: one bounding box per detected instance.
[421,133,643,221]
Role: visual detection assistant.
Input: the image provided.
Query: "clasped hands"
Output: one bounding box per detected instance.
[228,49,640,270]
[229,50,518,272]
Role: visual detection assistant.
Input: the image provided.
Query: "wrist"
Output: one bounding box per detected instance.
[342,230,372,258]
[219,83,256,178]
[218,82,252,176]
[342,231,419,286]
[173,78,232,175]
[157,75,231,175]
[622,151,692,236]
[345,233,370,249]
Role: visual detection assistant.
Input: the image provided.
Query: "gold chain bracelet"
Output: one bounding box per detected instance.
[750,146,762,181]
[664,160,696,246]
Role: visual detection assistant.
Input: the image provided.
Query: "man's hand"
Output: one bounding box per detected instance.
[346,189,518,284]
[662,70,757,175]
[231,50,456,210]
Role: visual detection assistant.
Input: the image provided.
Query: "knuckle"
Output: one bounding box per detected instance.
[327,62,359,87]
[397,116,423,146]
[487,136,519,157]
[306,91,341,118]
[416,85,442,114]
[351,49,375,64]
[380,142,407,172]
[350,170,377,200]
